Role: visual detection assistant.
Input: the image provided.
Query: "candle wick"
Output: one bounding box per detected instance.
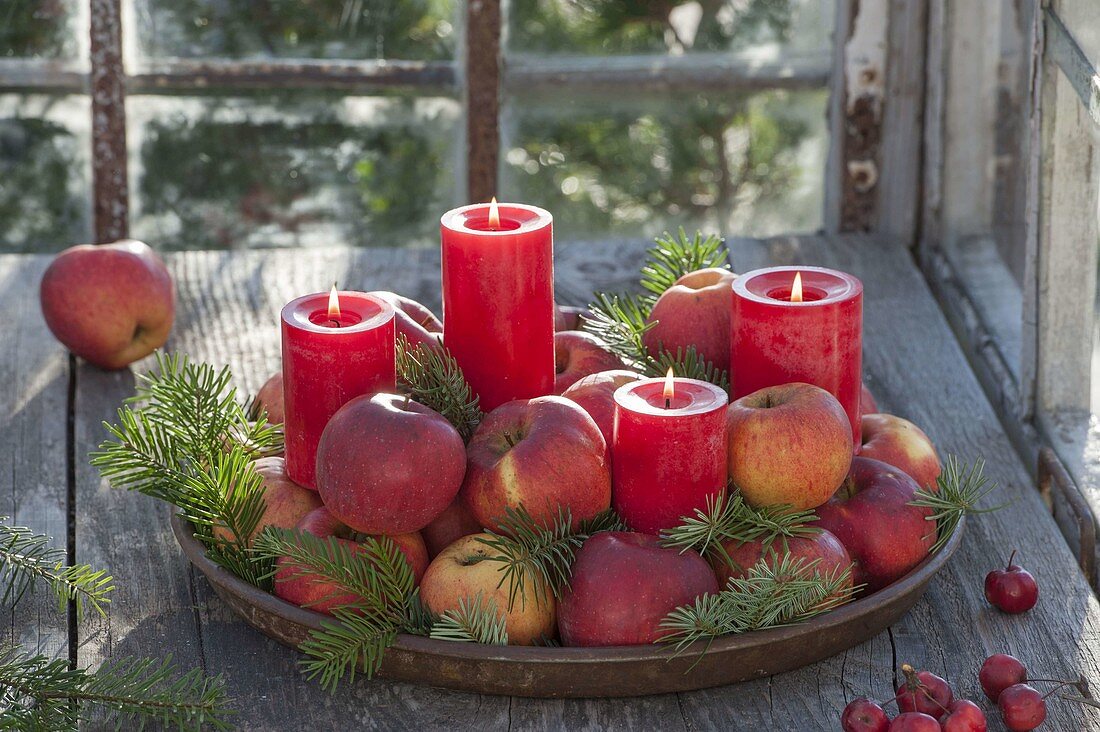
[664,397,671,409]
[326,318,341,328]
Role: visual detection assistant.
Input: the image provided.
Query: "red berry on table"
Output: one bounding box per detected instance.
[979,653,1028,701]
[841,697,890,732]
[887,712,940,731]
[941,699,988,731]
[998,683,1047,731]
[895,664,953,717]
[984,551,1039,613]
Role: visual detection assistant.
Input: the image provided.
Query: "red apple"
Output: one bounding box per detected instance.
[814,457,935,593]
[213,456,322,545]
[559,532,718,646]
[860,413,942,490]
[554,303,567,332]
[553,330,624,394]
[39,240,175,369]
[420,498,484,558]
[274,506,428,614]
[726,383,853,510]
[860,382,879,417]
[419,532,555,645]
[369,291,443,350]
[254,371,284,425]
[712,529,853,597]
[560,369,645,444]
[642,267,736,373]
[316,393,466,535]
[462,396,611,530]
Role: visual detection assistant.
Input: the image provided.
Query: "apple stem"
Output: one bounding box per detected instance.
[402,392,412,409]
[503,431,517,448]
[1007,549,1018,570]
[1042,680,1085,700]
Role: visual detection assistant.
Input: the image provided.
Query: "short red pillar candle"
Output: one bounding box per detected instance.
[611,375,728,534]
[730,266,863,446]
[281,289,396,489]
[441,201,554,412]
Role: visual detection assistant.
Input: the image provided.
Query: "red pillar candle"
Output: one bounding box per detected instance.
[612,374,728,534]
[730,266,863,446]
[441,200,554,412]
[281,288,396,489]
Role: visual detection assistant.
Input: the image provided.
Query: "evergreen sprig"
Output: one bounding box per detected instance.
[429,593,509,645]
[476,506,627,611]
[395,334,483,442]
[910,456,1002,553]
[640,229,732,297]
[659,556,857,656]
[659,490,820,567]
[0,650,231,731]
[0,518,113,621]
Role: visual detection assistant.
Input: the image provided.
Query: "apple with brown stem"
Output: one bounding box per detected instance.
[643,267,736,372]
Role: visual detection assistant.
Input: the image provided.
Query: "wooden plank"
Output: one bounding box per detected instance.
[0,256,70,662]
[89,0,129,243]
[466,0,501,203]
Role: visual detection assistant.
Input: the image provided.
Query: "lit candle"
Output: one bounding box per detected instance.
[281,286,396,488]
[730,266,863,447]
[440,199,555,411]
[611,370,728,534]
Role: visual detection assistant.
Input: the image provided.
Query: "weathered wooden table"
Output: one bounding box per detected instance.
[4,234,1100,730]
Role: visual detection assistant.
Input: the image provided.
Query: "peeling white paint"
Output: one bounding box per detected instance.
[845,0,887,114]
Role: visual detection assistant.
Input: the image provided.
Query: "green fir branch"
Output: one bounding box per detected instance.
[640,229,732,297]
[0,518,113,621]
[429,593,509,645]
[910,456,1002,553]
[395,334,483,442]
[297,609,399,692]
[0,650,231,731]
[651,346,730,392]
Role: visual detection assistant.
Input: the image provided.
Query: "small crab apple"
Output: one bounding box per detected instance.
[940,699,987,732]
[998,684,1046,731]
[985,551,1038,614]
[841,697,889,732]
[895,664,953,717]
[979,654,1027,702]
[888,712,940,731]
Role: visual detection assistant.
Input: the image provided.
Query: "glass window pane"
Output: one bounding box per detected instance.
[500,88,827,240]
[0,95,91,253]
[507,0,833,56]
[1,0,81,60]
[127,93,462,250]
[130,0,457,61]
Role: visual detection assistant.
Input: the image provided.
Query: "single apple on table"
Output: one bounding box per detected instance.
[726,382,853,510]
[274,506,429,614]
[859,413,941,490]
[253,371,284,425]
[553,330,625,394]
[712,528,854,598]
[316,393,466,535]
[461,395,611,530]
[560,368,644,445]
[39,239,175,369]
[213,456,322,545]
[369,291,443,350]
[814,457,935,594]
[642,267,737,373]
[558,531,718,646]
[420,498,484,558]
[419,532,555,645]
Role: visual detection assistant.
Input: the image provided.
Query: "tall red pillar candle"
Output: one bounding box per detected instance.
[441,201,554,412]
[281,289,396,489]
[730,266,863,446]
[612,375,728,534]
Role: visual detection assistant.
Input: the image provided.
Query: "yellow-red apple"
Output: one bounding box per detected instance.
[560,369,644,444]
[553,330,624,394]
[726,383,852,510]
[421,498,483,558]
[273,506,429,614]
[369,291,443,350]
[813,457,935,593]
[860,413,941,490]
[213,456,321,545]
[39,240,174,369]
[254,371,284,425]
[419,532,555,645]
[558,532,717,646]
[461,396,611,530]
[643,267,736,373]
[316,393,466,534]
[712,529,853,599]
[860,382,878,417]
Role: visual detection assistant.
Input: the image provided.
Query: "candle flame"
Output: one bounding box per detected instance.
[663,367,675,402]
[488,197,500,229]
[791,272,803,303]
[328,283,341,319]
